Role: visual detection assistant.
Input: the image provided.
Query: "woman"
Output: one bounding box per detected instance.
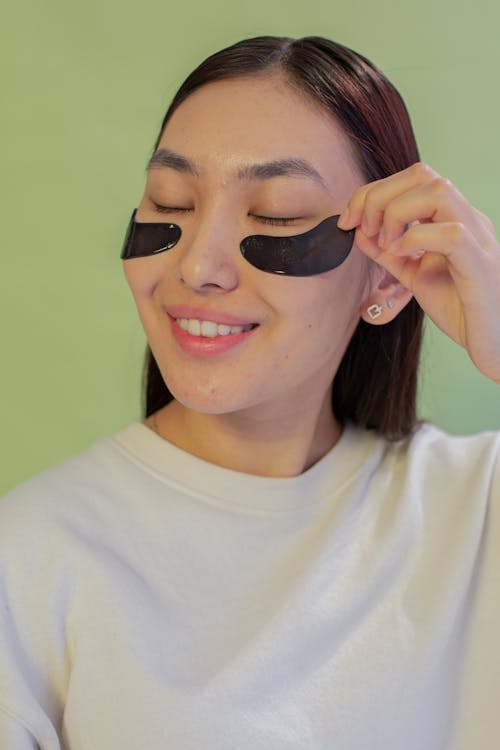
[1,35,498,750]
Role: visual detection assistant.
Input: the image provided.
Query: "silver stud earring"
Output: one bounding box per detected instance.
[367,304,383,320]
[387,299,395,309]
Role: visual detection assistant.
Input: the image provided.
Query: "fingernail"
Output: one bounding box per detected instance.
[378,228,386,247]
[337,208,350,228]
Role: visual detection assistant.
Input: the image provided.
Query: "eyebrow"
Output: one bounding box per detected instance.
[146,147,329,190]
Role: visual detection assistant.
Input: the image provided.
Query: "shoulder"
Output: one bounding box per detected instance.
[0,428,147,731]
[0,422,149,554]
[0,422,161,649]
[399,421,499,471]
[378,421,500,505]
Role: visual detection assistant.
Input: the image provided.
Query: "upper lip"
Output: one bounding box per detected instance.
[165,304,259,327]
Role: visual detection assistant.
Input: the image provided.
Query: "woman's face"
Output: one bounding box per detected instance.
[124,75,371,417]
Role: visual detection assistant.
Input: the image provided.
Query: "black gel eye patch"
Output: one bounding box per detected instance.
[120,209,355,276]
[240,216,355,276]
[120,209,181,258]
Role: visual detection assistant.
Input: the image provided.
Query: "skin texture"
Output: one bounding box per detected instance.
[124,73,500,477]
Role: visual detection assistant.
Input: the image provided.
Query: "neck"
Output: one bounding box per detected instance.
[146,390,341,478]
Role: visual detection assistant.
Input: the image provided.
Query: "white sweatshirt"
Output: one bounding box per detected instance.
[0,420,499,750]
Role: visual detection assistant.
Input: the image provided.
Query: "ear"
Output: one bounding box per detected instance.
[359,267,413,325]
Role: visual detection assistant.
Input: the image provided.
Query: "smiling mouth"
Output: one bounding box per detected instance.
[174,317,258,337]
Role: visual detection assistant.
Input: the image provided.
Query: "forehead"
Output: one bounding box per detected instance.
[156,75,363,192]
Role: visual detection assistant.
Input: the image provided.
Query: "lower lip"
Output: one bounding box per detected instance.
[168,315,258,356]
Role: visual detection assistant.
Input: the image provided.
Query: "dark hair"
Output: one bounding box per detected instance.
[142,35,424,440]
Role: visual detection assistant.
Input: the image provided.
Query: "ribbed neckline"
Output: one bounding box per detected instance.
[109,421,383,513]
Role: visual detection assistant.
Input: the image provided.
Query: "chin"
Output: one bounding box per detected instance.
[164,376,247,416]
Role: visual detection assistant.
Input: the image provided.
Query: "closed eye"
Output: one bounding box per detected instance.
[152,202,192,214]
[252,215,300,226]
[152,202,299,226]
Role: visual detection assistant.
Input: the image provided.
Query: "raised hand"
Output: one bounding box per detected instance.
[338,162,500,383]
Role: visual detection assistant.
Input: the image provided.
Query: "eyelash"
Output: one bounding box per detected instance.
[152,203,298,226]
[257,216,297,226]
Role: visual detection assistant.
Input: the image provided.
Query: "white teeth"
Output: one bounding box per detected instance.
[187,319,201,336]
[176,318,253,337]
[200,320,218,338]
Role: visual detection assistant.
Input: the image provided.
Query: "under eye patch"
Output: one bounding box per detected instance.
[240,215,355,276]
[120,209,355,276]
[120,209,181,258]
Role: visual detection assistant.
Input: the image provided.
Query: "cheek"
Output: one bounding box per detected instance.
[278,261,369,356]
[317,250,372,316]
[123,259,163,300]
[290,272,363,328]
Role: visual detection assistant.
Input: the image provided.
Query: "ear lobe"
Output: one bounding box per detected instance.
[360,268,413,324]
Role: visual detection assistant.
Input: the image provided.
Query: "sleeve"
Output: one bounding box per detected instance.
[0,488,65,750]
[493,435,500,501]
[0,706,41,749]
[449,431,500,749]
[0,615,63,750]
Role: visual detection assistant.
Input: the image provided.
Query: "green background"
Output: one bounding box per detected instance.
[2,0,499,493]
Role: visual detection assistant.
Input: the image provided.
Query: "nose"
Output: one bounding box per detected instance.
[174,212,240,293]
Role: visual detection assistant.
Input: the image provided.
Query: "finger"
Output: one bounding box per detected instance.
[354,226,429,291]
[387,221,490,282]
[473,207,498,240]
[338,162,438,233]
[376,178,481,248]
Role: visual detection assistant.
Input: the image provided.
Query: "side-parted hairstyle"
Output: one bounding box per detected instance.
[142,35,423,440]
